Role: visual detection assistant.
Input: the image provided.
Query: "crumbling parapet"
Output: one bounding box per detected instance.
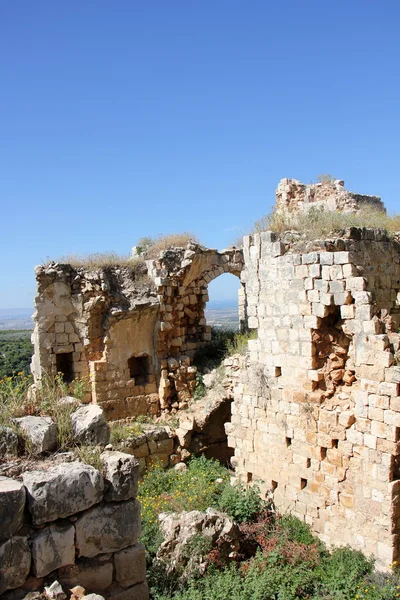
[276,178,385,214]
[228,227,400,570]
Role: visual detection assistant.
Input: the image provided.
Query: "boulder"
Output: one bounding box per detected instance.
[75,499,141,558]
[0,476,26,541]
[0,536,31,594]
[101,451,140,502]
[14,416,57,453]
[31,523,75,577]
[157,508,240,575]
[71,405,110,446]
[82,596,106,600]
[0,426,19,457]
[23,462,103,525]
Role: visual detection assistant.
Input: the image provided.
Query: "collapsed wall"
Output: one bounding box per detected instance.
[31,245,244,418]
[276,178,385,213]
[228,226,400,569]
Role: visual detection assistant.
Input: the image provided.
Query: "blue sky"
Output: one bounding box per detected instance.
[1,1,399,308]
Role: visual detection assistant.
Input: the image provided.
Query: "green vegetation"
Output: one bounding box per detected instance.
[254,205,400,241]
[0,330,33,378]
[138,458,400,600]
[139,456,230,556]
[192,327,257,400]
[193,328,257,373]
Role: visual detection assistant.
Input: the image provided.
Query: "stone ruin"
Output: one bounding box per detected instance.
[276,177,385,214]
[31,245,244,419]
[30,177,400,570]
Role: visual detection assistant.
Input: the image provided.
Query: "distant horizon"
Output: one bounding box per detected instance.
[1,298,239,314]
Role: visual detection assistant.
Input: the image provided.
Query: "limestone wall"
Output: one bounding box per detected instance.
[228,228,400,569]
[0,457,148,599]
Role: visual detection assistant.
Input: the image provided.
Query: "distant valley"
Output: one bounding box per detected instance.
[0,302,240,332]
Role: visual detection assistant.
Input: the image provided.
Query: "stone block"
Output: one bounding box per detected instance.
[31,522,75,577]
[23,462,104,525]
[346,277,367,291]
[338,411,356,429]
[101,451,140,502]
[71,405,110,446]
[108,582,149,600]
[0,536,31,594]
[114,543,146,586]
[0,426,18,457]
[58,554,114,591]
[75,499,141,557]
[14,415,57,453]
[0,477,25,542]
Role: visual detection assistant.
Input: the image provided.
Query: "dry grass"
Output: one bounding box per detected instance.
[254,206,400,240]
[52,252,142,269]
[141,233,200,259]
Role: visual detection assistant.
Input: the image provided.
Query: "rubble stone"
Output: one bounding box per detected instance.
[75,499,141,557]
[0,426,19,457]
[114,544,146,586]
[71,405,110,446]
[0,477,25,541]
[0,536,31,594]
[101,451,139,502]
[23,462,103,525]
[31,523,75,577]
[14,416,57,453]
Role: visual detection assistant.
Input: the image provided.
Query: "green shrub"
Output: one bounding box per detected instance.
[317,546,374,599]
[278,513,321,547]
[218,483,267,523]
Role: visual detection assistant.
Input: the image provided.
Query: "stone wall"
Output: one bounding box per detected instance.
[276,178,385,214]
[0,457,148,599]
[227,228,400,569]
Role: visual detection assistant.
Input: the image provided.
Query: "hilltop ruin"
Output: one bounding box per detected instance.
[31,178,400,569]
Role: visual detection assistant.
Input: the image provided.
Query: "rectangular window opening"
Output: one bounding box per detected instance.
[300,478,307,490]
[128,355,151,385]
[56,352,74,385]
[286,437,292,447]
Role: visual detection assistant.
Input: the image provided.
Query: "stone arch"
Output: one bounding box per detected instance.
[146,244,245,410]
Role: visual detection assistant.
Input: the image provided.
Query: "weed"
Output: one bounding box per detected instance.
[218,483,269,523]
[74,445,103,470]
[138,233,200,260]
[0,372,88,451]
[110,420,146,445]
[253,205,400,240]
[193,373,206,401]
